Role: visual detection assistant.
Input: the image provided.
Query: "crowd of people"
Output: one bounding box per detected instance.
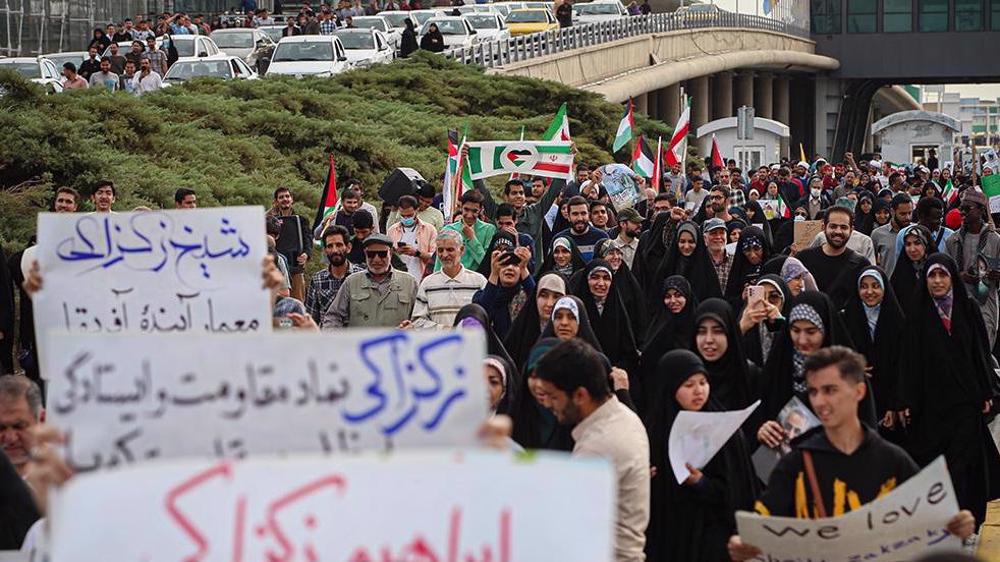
[2,140,999,561]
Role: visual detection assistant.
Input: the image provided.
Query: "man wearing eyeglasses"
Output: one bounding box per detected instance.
[321,233,418,329]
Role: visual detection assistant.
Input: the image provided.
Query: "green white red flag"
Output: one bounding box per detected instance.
[465,141,574,181]
[312,153,339,230]
[542,103,571,142]
[665,98,690,167]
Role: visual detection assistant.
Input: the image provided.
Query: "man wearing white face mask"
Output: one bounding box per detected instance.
[793,177,831,220]
[387,195,437,281]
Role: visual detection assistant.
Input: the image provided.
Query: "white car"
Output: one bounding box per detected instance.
[463,13,510,42]
[103,35,224,62]
[0,57,63,92]
[572,0,628,24]
[419,17,479,49]
[258,24,292,43]
[333,28,395,67]
[209,28,276,67]
[409,9,441,26]
[378,10,416,32]
[265,35,350,78]
[40,51,88,71]
[351,16,402,50]
[163,55,259,83]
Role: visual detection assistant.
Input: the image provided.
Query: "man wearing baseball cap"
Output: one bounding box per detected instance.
[322,233,418,329]
[612,208,643,269]
[703,217,732,293]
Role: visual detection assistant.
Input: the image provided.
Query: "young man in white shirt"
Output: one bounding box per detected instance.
[132,58,163,95]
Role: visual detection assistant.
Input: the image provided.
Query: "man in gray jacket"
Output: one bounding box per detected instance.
[870,193,913,275]
[946,188,1000,346]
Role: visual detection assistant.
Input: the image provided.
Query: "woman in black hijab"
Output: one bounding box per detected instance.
[504,273,567,372]
[400,18,419,57]
[854,191,876,236]
[595,238,648,346]
[454,303,517,412]
[88,27,111,51]
[724,225,772,307]
[899,253,1000,525]
[871,197,892,231]
[538,236,586,279]
[568,260,640,373]
[889,224,933,315]
[691,299,755,411]
[632,211,672,292]
[755,291,875,449]
[419,23,445,52]
[639,276,699,420]
[743,199,774,247]
[740,274,791,369]
[655,220,722,305]
[841,266,905,439]
[645,350,759,562]
[509,337,574,451]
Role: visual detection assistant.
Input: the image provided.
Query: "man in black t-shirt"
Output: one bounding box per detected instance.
[795,205,870,308]
[729,347,975,560]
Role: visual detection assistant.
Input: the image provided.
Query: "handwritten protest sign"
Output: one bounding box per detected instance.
[34,208,270,376]
[737,456,961,562]
[793,220,823,251]
[49,451,615,562]
[45,329,488,471]
[668,400,760,484]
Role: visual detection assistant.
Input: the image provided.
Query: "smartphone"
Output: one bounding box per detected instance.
[746,285,765,307]
[397,241,408,247]
[500,251,520,266]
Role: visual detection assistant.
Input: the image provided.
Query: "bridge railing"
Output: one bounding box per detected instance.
[444,11,808,69]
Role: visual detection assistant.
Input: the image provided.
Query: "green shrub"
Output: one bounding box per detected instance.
[0,53,674,253]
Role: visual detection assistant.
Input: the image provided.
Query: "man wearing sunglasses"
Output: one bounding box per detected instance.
[321,234,418,329]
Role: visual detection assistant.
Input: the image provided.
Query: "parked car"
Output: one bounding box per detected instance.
[351,15,402,50]
[505,8,558,35]
[378,10,415,32]
[572,0,628,23]
[265,35,350,78]
[409,9,441,26]
[0,57,64,93]
[209,28,276,72]
[333,28,394,67]
[418,17,480,49]
[40,51,87,71]
[258,24,290,43]
[463,13,510,42]
[103,35,224,62]
[163,56,258,83]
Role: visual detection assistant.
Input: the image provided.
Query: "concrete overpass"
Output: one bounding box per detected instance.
[447,11,920,162]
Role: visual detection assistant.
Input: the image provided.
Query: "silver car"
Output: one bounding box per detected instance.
[210,28,276,72]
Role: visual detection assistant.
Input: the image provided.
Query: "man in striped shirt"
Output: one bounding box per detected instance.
[405,230,487,329]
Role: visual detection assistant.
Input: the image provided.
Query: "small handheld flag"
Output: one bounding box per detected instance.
[612,98,635,153]
[313,153,339,231]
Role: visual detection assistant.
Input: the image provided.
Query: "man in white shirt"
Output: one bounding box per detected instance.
[132,58,163,95]
[535,339,650,562]
[405,230,486,329]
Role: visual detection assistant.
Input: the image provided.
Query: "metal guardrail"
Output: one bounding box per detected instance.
[443,11,808,69]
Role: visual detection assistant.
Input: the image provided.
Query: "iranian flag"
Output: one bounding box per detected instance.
[312,153,339,231]
[942,179,958,205]
[711,134,724,169]
[465,141,574,180]
[443,129,473,219]
[543,102,571,141]
[665,98,691,167]
[612,98,635,153]
[762,194,791,220]
[983,176,1000,213]
[631,135,655,178]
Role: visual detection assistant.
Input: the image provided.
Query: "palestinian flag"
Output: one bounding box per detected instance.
[665,98,691,167]
[542,102,571,141]
[711,134,724,169]
[612,98,634,153]
[942,179,958,205]
[465,141,574,180]
[313,153,339,230]
[631,135,655,178]
[510,126,526,181]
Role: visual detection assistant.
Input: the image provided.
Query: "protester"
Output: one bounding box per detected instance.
[568,259,639,377]
[945,189,1000,346]
[510,337,574,451]
[691,298,755,412]
[304,226,364,325]
[400,18,418,57]
[739,274,790,368]
[322,233,417,328]
[131,57,163,95]
[538,235,585,278]
[504,272,566,370]
[889,224,933,313]
[386,195,436,280]
[646,350,758,562]
[419,23,445,52]
[729,346,975,561]
[795,206,870,307]
[60,62,89,89]
[638,275,698,420]
[472,247,534,338]
[267,187,312,301]
[872,193,914,274]
[408,230,487,329]
[534,338,649,562]
[439,190,495,272]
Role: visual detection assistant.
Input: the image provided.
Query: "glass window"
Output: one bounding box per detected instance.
[811,0,842,34]
[956,0,983,30]
[847,0,877,32]
[919,0,949,31]
[884,0,912,32]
